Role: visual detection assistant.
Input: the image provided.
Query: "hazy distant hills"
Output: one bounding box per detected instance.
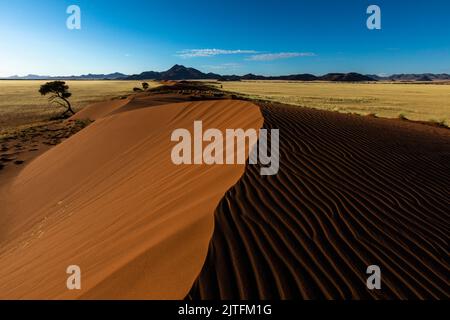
[3,65,449,82]
[2,72,127,80]
[367,73,450,81]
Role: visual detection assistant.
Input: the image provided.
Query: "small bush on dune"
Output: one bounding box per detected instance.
[74,119,93,129]
[429,119,448,128]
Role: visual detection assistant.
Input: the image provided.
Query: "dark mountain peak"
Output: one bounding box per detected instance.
[321,73,376,82]
[167,64,187,71]
[122,64,218,80]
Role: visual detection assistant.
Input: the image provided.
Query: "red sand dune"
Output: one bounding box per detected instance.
[0,99,263,299]
[188,102,450,300]
[70,98,131,121]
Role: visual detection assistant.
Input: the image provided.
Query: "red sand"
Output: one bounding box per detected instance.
[188,101,450,299]
[0,98,263,299]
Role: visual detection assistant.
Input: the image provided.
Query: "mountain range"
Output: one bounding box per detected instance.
[367,73,450,81]
[124,65,379,82]
[2,72,127,80]
[2,65,449,82]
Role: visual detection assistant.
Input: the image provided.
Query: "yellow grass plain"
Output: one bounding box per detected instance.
[220,81,450,124]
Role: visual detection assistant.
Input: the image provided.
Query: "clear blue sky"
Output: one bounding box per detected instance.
[0,0,449,76]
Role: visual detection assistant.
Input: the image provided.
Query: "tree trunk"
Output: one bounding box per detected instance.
[62,97,75,115]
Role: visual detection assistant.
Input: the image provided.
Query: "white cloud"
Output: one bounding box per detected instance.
[201,63,242,70]
[177,49,258,58]
[247,52,316,61]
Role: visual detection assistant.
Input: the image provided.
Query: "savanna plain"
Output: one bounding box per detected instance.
[1,80,448,136]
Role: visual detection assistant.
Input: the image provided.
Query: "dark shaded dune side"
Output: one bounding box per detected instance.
[188,102,450,300]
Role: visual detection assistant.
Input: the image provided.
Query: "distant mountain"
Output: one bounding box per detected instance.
[125,65,220,80]
[3,66,449,82]
[416,75,433,82]
[218,73,318,81]
[161,64,221,80]
[125,71,164,80]
[277,74,319,81]
[125,65,374,82]
[368,73,450,81]
[71,72,127,80]
[5,74,52,80]
[320,73,375,82]
[396,73,450,81]
[1,72,128,80]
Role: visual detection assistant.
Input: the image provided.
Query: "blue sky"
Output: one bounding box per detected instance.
[0,0,449,76]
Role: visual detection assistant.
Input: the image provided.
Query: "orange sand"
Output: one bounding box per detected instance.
[0,99,263,299]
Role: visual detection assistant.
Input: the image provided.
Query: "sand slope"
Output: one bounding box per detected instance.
[70,98,131,121]
[188,102,450,299]
[0,99,263,299]
[70,92,209,122]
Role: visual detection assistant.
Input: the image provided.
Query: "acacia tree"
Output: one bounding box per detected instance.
[142,82,149,90]
[39,81,75,116]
